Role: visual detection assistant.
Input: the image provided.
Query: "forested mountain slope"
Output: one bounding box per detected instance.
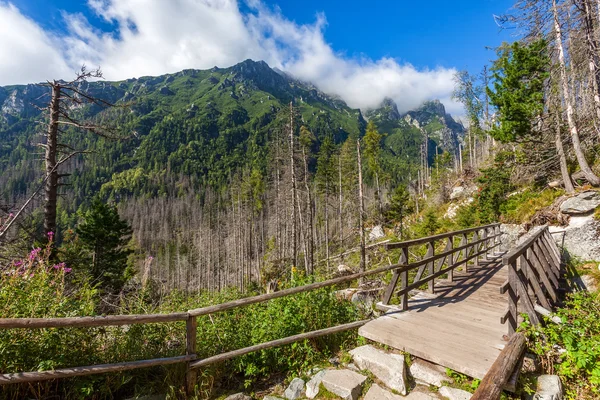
[0,59,464,291]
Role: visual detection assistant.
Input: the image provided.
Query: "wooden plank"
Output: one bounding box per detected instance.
[508,260,518,336]
[0,313,190,329]
[524,250,557,304]
[521,254,552,310]
[0,355,195,385]
[185,316,198,395]
[515,270,541,326]
[191,320,368,369]
[503,226,546,264]
[531,242,560,291]
[471,333,526,400]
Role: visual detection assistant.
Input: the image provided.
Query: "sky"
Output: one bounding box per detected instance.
[0,0,516,114]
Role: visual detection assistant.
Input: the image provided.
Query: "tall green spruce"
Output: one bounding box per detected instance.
[363,120,384,221]
[76,199,133,292]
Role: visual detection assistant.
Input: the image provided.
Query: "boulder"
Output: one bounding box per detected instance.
[409,358,452,387]
[363,383,404,400]
[438,386,472,400]
[351,290,380,311]
[284,377,305,400]
[549,215,600,261]
[369,225,385,241]
[305,370,326,399]
[500,224,527,252]
[572,274,598,292]
[559,191,600,215]
[335,288,358,301]
[337,264,354,274]
[320,369,367,400]
[224,394,252,400]
[450,186,465,200]
[264,397,284,400]
[534,375,563,400]
[349,345,408,394]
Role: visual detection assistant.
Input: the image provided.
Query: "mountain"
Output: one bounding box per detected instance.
[0,59,461,206]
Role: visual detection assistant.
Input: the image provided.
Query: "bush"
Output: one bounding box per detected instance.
[0,244,362,399]
[500,188,563,224]
[523,291,600,399]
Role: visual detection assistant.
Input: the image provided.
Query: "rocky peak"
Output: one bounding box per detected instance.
[365,97,400,122]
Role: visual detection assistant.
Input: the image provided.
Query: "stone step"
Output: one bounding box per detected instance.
[409,358,453,387]
[349,345,408,395]
[320,369,367,400]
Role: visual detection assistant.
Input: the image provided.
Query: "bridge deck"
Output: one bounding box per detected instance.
[359,256,508,380]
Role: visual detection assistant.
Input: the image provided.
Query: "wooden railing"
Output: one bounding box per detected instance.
[0,223,502,395]
[499,226,563,336]
[380,223,502,310]
[475,225,563,399]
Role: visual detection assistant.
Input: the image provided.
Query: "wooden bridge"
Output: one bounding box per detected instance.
[0,223,564,399]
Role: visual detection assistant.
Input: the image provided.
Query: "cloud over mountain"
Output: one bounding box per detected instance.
[0,0,461,114]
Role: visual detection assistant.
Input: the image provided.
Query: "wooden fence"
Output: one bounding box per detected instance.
[473,225,564,399]
[0,223,501,395]
[381,223,502,310]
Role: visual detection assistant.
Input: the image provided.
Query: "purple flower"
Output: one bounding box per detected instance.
[47,231,54,238]
[29,248,41,260]
[63,267,72,273]
[13,261,22,267]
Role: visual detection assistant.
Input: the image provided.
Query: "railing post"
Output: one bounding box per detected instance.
[508,260,518,336]
[460,233,468,272]
[472,231,479,268]
[185,315,198,396]
[382,246,407,306]
[400,247,409,311]
[482,228,488,260]
[426,242,435,293]
[447,236,454,282]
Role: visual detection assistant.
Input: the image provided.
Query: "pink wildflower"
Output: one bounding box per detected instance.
[47,231,54,239]
[29,248,41,260]
[64,267,72,273]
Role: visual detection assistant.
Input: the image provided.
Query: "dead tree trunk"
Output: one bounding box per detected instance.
[289,102,298,268]
[43,83,61,236]
[553,0,600,186]
[357,139,366,277]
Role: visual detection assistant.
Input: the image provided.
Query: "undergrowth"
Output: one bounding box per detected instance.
[0,243,363,399]
[523,291,600,399]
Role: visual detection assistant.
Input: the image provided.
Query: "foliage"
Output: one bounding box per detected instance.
[475,164,513,223]
[75,198,134,292]
[386,185,413,237]
[487,40,549,143]
[415,209,441,236]
[500,188,564,224]
[523,291,600,399]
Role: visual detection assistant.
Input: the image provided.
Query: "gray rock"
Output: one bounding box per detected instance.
[263,397,284,400]
[284,377,305,400]
[450,186,466,200]
[349,345,408,395]
[438,386,471,400]
[573,274,598,292]
[321,369,367,400]
[534,375,563,400]
[409,358,452,387]
[363,383,404,400]
[369,225,385,241]
[405,390,441,399]
[224,394,252,400]
[560,191,600,215]
[351,290,380,311]
[500,224,527,252]
[306,370,326,399]
[549,215,600,261]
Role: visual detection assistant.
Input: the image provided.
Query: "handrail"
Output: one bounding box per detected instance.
[500,226,563,336]
[471,332,527,400]
[0,223,503,395]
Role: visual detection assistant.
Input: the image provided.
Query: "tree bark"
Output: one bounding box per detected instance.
[44,82,61,237]
[553,0,600,186]
[357,140,366,277]
[555,113,575,193]
[301,145,314,274]
[288,102,298,268]
[581,0,600,134]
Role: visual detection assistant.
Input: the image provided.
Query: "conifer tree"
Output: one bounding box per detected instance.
[363,120,384,221]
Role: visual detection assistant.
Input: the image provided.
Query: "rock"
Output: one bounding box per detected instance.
[224,394,252,400]
[264,397,284,400]
[335,288,358,301]
[409,358,452,387]
[549,215,600,261]
[573,274,598,292]
[305,370,326,399]
[346,363,359,372]
[337,264,354,274]
[438,386,472,400]
[351,290,380,311]
[320,369,367,400]
[445,203,460,219]
[363,383,404,400]
[284,377,305,400]
[548,180,562,188]
[501,224,527,252]
[522,353,541,373]
[369,225,385,241]
[349,345,408,395]
[560,191,600,215]
[450,186,465,200]
[534,375,563,400]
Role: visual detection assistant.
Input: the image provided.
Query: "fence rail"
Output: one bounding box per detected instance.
[0,223,503,395]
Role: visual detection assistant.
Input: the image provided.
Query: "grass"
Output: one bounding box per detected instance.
[500,188,564,224]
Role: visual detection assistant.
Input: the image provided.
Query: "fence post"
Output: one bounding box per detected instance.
[426,242,435,293]
[482,228,488,260]
[447,237,454,282]
[185,315,198,396]
[508,259,518,336]
[400,247,409,310]
[460,233,468,273]
[472,231,479,268]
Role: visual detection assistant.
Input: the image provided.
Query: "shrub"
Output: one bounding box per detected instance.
[523,291,600,399]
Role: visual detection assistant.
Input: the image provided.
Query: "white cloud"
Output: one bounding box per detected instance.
[0,0,462,114]
[0,2,71,85]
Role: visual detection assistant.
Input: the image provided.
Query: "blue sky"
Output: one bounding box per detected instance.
[1,0,516,114]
